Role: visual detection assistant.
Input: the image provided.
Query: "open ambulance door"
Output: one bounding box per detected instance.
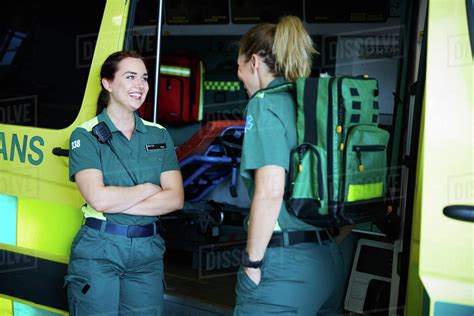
[406,0,473,314]
[0,0,130,314]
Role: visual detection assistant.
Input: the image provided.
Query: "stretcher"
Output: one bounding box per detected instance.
[176,120,245,202]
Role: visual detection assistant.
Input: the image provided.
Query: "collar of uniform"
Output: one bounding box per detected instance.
[248,76,289,101]
[98,108,147,134]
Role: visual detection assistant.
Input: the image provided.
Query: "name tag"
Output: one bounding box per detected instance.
[146,143,166,151]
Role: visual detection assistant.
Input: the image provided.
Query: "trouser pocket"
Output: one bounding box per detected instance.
[64,274,91,315]
[235,266,260,302]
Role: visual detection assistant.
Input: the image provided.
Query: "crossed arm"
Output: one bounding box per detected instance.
[74,168,184,216]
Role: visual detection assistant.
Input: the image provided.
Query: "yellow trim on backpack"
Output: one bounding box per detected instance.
[347,182,383,202]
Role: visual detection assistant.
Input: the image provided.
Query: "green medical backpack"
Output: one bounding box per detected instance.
[275,77,390,227]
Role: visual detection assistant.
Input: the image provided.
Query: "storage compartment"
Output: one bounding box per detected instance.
[287,143,328,218]
[343,125,389,202]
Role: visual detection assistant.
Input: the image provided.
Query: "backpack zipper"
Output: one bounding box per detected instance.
[353,145,386,172]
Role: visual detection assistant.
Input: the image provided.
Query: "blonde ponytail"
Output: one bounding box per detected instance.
[239,16,316,82]
[273,16,317,81]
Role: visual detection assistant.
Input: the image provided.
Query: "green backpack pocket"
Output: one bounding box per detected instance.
[286,143,328,224]
[342,125,390,203]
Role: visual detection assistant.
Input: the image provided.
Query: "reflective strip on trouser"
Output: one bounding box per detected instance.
[234,239,345,316]
[65,226,165,315]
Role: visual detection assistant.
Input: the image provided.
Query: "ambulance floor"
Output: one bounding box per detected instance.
[164,251,236,311]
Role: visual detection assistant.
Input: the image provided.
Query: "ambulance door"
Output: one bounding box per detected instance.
[0,0,130,314]
[414,0,473,314]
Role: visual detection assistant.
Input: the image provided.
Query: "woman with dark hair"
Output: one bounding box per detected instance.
[234,16,346,315]
[65,51,184,315]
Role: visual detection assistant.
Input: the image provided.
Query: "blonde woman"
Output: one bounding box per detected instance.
[234,16,345,315]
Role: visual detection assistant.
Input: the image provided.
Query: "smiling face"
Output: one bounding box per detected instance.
[102,57,149,112]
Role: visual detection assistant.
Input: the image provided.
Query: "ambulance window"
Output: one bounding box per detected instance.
[0,0,105,128]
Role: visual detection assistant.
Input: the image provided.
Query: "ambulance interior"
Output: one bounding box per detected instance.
[126,0,418,313]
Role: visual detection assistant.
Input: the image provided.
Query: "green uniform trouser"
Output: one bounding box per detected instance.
[234,237,346,315]
[65,225,165,315]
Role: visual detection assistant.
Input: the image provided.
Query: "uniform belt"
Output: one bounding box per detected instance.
[268,230,331,247]
[84,217,160,238]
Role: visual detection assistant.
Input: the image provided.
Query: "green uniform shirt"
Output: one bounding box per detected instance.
[69,109,179,225]
[240,77,317,231]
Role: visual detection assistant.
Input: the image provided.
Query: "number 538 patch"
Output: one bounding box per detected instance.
[71,139,81,149]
